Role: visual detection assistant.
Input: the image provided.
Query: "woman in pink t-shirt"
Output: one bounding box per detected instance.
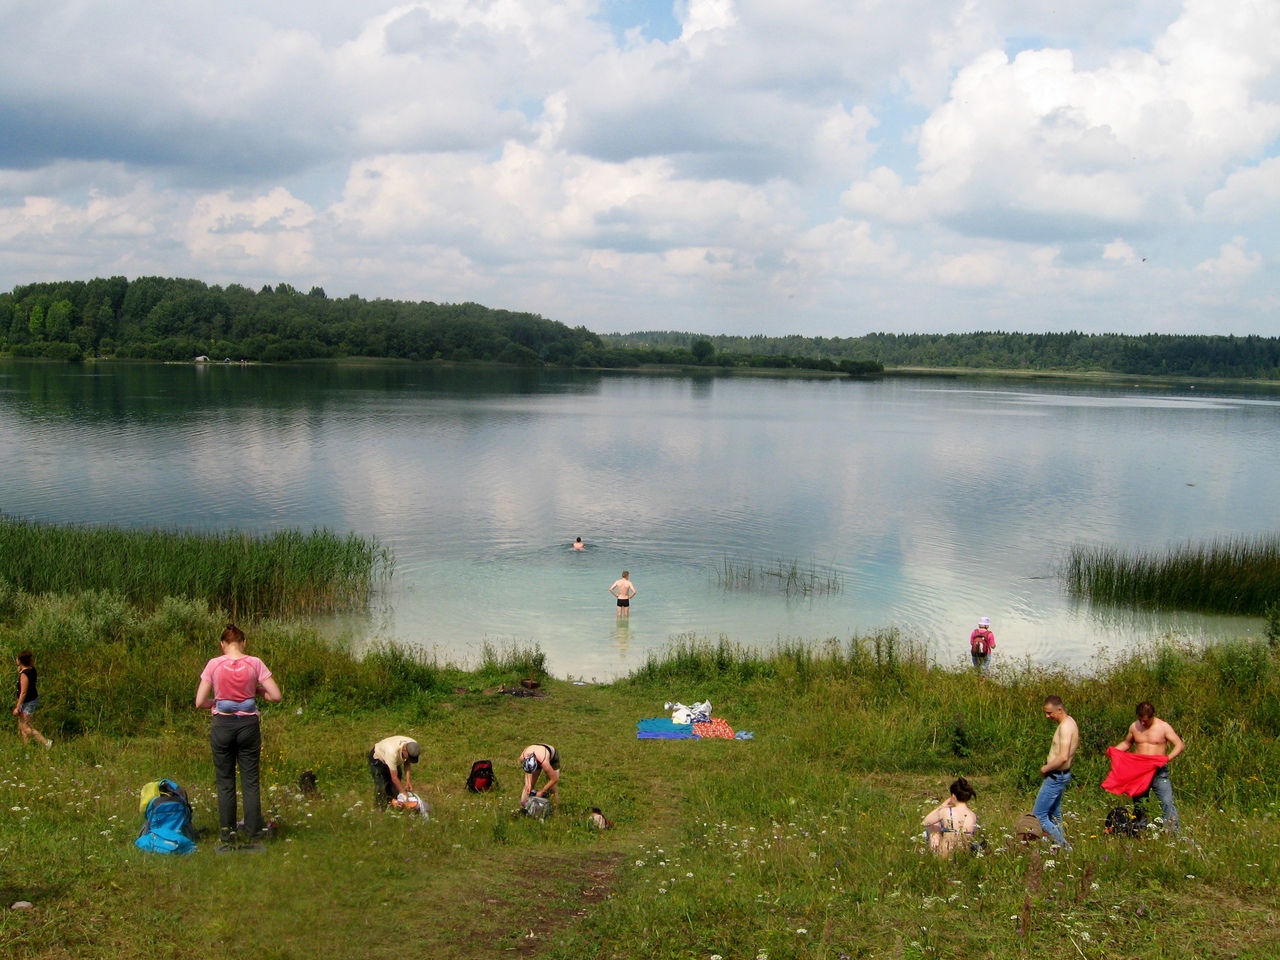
[194,624,282,845]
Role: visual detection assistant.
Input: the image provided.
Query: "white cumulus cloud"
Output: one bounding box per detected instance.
[0,0,1278,335]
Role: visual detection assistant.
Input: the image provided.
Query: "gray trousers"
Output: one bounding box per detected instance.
[210,714,263,839]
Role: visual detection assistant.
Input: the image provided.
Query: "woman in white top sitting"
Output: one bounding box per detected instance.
[922,776,978,858]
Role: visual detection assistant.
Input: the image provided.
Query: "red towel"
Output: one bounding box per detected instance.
[1101,746,1168,797]
[692,718,735,740]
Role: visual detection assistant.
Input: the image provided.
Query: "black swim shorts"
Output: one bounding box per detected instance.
[617,598,629,608]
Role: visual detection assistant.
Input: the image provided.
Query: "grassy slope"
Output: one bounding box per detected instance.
[3,609,1280,958]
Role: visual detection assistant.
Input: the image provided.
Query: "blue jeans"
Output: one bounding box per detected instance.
[1033,770,1072,847]
[1136,765,1179,834]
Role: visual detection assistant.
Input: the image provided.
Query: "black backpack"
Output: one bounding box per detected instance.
[466,759,495,792]
[1105,806,1148,837]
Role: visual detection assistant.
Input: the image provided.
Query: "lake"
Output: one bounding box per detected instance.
[1,359,1276,678]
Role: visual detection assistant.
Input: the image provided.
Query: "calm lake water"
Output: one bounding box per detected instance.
[1,360,1276,678]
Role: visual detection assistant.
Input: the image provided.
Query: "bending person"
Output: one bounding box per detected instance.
[195,624,282,844]
[922,777,979,858]
[519,743,560,804]
[369,736,421,806]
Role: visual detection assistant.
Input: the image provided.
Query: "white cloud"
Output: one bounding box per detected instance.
[844,0,1280,241]
[186,188,317,273]
[678,0,738,44]
[1103,239,1138,265]
[0,0,1278,336]
[1204,156,1280,222]
[1195,237,1262,284]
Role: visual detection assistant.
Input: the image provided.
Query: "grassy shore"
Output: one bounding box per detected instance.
[3,590,1280,958]
[0,519,391,619]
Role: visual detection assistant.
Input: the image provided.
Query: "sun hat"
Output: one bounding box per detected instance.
[978,617,990,627]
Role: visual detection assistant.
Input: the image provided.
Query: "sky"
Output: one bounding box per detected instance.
[1,0,1278,337]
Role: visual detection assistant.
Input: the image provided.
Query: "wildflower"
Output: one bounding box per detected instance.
[796,928,808,934]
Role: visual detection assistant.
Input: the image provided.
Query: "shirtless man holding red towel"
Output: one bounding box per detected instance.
[1114,701,1184,834]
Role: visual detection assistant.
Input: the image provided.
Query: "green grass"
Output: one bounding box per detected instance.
[715,556,843,597]
[1061,534,1280,616]
[0,518,391,618]
[4,589,1280,958]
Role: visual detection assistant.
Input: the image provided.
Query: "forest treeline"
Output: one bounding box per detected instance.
[604,329,1280,379]
[0,276,602,366]
[0,276,881,373]
[4,275,1278,379]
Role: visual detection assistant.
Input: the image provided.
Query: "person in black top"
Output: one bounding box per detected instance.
[13,651,52,748]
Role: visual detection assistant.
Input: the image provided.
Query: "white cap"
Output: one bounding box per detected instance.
[978,617,990,627]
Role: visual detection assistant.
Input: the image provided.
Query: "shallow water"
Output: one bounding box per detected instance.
[1,361,1275,677]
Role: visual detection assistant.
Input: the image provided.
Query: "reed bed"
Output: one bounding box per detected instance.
[0,517,391,618]
[1061,534,1280,615]
[714,554,843,597]
[623,629,922,687]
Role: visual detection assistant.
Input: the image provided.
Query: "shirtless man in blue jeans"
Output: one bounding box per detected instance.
[1115,700,1184,833]
[1034,695,1079,849]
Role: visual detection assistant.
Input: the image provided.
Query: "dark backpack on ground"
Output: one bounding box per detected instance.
[466,759,496,792]
[136,779,196,855]
[1104,806,1147,837]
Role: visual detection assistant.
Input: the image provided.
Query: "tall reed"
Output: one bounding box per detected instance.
[1061,534,1280,615]
[715,555,843,597]
[0,517,392,618]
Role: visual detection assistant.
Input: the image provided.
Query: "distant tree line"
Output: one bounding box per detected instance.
[14,276,1274,380]
[0,277,602,366]
[604,330,1280,380]
[0,276,882,373]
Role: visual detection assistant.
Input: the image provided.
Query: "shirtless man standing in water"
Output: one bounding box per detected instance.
[610,571,636,618]
[1034,695,1079,849]
[1115,700,1184,833]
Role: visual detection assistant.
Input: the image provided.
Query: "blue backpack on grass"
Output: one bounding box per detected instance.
[136,779,196,855]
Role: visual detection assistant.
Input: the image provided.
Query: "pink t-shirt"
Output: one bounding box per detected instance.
[200,655,272,715]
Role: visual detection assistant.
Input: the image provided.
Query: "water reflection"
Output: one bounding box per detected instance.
[3,359,1279,677]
